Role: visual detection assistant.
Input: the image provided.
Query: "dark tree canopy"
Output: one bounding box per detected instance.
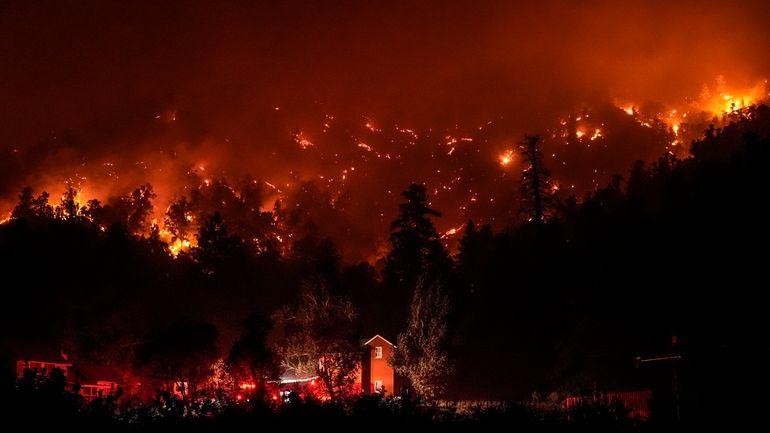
[135,319,219,402]
[382,184,451,332]
[518,135,557,224]
[11,186,36,220]
[193,212,246,273]
[383,184,450,290]
[229,313,281,394]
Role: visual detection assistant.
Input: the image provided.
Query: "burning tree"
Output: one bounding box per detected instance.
[271,279,361,402]
[391,274,454,400]
[164,195,195,245]
[518,135,557,224]
[117,183,156,234]
[56,185,80,221]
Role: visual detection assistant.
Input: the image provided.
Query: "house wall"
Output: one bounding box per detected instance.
[365,336,395,395]
[16,360,71,379]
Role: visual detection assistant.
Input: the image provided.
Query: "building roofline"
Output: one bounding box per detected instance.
[363,334,395,347]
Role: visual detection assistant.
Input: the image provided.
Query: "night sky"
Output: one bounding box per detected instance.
[2,0,769,261]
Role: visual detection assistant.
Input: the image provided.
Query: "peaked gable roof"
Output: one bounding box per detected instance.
[363,334,395,347]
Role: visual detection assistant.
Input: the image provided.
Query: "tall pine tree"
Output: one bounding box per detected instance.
[383,184,451,330]
[519,135,557,224]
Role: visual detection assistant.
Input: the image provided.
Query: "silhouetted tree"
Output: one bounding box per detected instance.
[123,183,156,234]
[146,222,169,255]
[164,195,195,244]
[11,186,36,220]
[392,274,454,400]
[31,191,54,219]
[135,320,219,403]
[193,212,245,273]
[80,198,111,227]
[290,235,341,287]
[457,220,494,289]
[518,135,557,224]
[56,185,79,221]
[383,183,450,300]
[229,313,281,396]
[271,279,361,402]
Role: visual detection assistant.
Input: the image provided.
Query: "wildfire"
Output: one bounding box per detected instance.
[3,74,768,266]
[498,149,514,166]
[441,224,466,239]
[167,236,193,257]
[292,131,315,149]
[622,77,767,122]
[364,121,381,133]
[615,77,768,156]
[698,78,767,115]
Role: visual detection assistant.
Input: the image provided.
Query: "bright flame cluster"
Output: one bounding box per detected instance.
[498,149,514,166]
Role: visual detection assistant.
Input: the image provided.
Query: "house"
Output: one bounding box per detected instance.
[15,348,73,385]
[361,334,402,395]
[14,348,122,401]
[74,364,123,401]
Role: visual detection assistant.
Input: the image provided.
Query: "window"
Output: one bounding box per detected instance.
[374,380,383,393]
[375,346,382,359]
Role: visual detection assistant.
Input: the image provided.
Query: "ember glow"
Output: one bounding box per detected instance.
[498,150,515,167]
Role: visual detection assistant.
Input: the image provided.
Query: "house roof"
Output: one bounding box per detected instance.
[9,343,70,364]
[363,334,395,347]
[75,365,124,384]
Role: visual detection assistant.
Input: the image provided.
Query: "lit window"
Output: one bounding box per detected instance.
[374,380,383,393]
[375,346,382,359]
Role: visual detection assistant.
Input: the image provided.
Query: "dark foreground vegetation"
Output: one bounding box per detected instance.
[4,372,654,433]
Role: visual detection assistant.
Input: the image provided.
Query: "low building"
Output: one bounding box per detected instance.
[15,349,122,401]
